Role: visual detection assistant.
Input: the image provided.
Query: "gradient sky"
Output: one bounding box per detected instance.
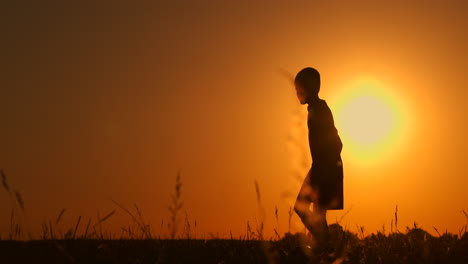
[1,0,467,239]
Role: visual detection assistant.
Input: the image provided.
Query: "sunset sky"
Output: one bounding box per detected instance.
[1,0,467,239]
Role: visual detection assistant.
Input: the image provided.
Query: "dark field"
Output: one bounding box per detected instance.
[2,173,467,263]
[2,225,467,264]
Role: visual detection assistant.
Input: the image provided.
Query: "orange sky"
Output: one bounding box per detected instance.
[1,0,467,239]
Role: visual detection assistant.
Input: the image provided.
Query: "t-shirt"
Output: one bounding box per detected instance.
[307,100,342,164]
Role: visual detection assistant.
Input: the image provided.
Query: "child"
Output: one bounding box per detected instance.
[293,67,343,246]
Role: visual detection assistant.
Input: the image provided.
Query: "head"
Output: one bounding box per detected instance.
[294,67,321,104]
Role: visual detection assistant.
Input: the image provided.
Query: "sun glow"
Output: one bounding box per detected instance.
[333,79,405,164]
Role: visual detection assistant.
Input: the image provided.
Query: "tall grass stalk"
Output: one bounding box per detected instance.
[113,200,151,239]
[168,172,183,239]
[254,180,265,240]
[1,169,10,193]
[84,219,91,238]
[183,211,192,240]
[2,170,29,239]
[72,216,81,239]
[274,206,280,240]
[395,205,399,232]
[97,210,116,239]
[55,208,67,226]
[288,206,293,234]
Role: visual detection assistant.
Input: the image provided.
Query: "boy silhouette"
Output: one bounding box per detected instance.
[293,67,343,246]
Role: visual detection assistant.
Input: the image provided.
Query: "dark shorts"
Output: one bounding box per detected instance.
[297,160,344,210]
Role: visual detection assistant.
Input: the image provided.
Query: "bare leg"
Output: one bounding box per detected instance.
[294,199,310,226]
[295,173,330,246]
[294,183,314,232]
[294,197,329,246]
[310,203,329,245]
[294,185,328,250]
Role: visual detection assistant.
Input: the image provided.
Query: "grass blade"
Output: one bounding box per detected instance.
[1,169,10,193]
[56,208,67,226]
[73,216,82,239]
[99,210,116,223]
[15,191,24,211]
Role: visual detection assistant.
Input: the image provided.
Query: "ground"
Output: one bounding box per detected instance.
[1,224,467,264]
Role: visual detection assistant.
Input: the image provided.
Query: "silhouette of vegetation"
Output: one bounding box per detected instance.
[168,171,183,239]
[1,169,467,263]
[0,223,466,263]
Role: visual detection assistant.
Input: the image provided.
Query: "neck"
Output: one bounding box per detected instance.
[307,96,321,105]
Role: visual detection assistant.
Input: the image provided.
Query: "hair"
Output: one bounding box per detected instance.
[295,67,321,94]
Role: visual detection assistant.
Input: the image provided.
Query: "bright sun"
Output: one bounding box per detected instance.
[339,95,394,146]
[333,80,405,164]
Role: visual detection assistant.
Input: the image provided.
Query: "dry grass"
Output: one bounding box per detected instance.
[1,169,467,263]
[168,171,183,239]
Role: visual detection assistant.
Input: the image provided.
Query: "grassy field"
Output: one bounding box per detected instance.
[2,171,468,263]
[1,224,467,264]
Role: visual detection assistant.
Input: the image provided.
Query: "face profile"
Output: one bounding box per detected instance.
[295,81,309,105]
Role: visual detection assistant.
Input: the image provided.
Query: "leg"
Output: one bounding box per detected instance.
[294,181,313,230]
[294,183,318,235]
[294,182,329,244]
[294,197,312,231]
[310,203,329,245]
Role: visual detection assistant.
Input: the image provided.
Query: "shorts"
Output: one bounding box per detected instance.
[297,160,343,210]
